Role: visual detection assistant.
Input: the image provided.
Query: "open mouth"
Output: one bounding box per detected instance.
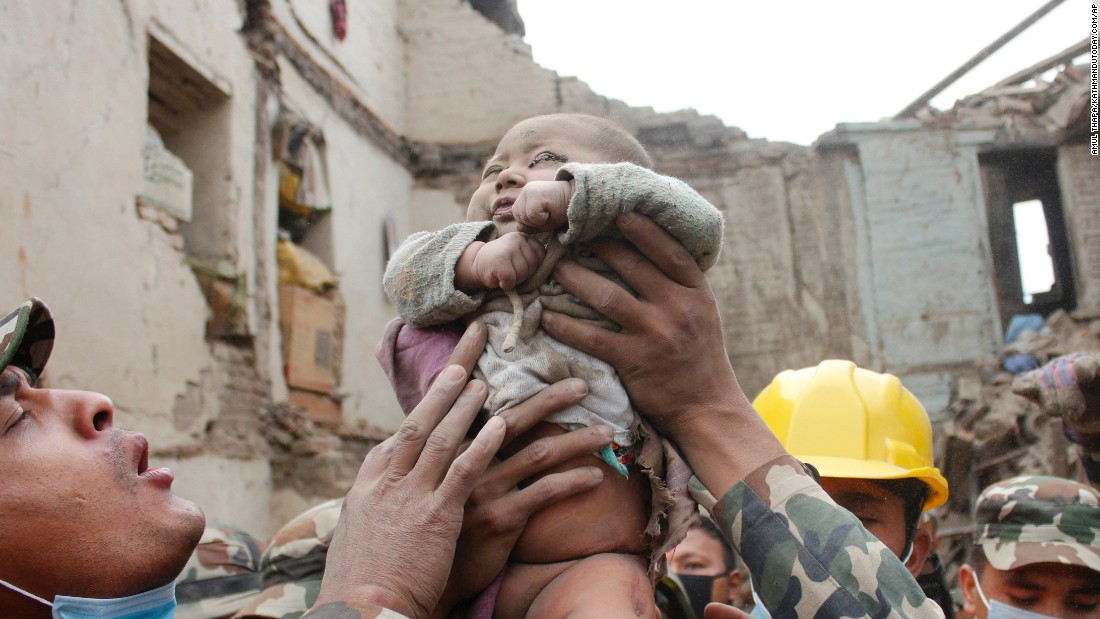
[134,433,174,486]
[137,437,148,472]
[135,434,149,475]
[493,197,515,219]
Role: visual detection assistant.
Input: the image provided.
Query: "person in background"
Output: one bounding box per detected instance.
[1013,352,1100,487]
[958,475,1100,619]
[665,518,746,618]
[749,360,950,617]
[912,511,957,619]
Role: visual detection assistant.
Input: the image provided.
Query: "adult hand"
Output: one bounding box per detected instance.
[541,213,785,493]
[308,324,504,619]
[436,378,612,614]
[1012,352,1100,434]
[542,212,737,438]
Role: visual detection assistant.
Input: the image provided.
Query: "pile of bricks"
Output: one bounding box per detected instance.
[934,305,1100,575]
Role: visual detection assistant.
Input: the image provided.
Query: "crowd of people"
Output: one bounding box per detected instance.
[2,113,1098,619]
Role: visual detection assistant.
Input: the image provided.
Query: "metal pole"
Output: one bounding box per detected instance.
[894,0,1066,119]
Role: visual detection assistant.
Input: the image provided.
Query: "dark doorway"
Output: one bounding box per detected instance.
[980,150,1074,327]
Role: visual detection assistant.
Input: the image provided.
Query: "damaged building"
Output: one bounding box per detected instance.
[1,0,1096,549]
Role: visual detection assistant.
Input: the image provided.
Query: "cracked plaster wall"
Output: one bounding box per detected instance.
[0,0,276,532]
[273,0,407,133]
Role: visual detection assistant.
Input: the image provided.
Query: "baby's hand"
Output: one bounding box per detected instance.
[474,232,546,290]
[514,180,573,233]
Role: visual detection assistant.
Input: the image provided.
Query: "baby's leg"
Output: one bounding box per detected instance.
[524,553,656,619]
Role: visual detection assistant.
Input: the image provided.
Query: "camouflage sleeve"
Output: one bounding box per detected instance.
[702,455,943,618]
[301,601,411,619]
[382,221,496,327]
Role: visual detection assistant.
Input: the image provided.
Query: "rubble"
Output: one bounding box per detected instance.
[934,305,1100,579]
[914,62,1091,141]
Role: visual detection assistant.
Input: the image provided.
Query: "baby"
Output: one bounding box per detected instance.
[378,113,723,618]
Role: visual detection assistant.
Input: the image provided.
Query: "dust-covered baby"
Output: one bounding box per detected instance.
[377,113,724,618]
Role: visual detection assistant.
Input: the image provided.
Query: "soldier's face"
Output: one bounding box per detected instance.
[962,562,1100,618]
[0,366,205,604]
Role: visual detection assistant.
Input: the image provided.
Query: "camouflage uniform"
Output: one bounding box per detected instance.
[0,298,54,379]
[972,475,1100,572]
[176,525,266,618]
[693,455,945,618]
[235,499,341,619]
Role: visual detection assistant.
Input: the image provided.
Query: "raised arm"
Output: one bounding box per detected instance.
[542,213,942,618]
[515,163,723,269]
[383,221,495,327]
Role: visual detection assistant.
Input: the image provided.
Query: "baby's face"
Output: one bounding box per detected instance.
[468,117,605,234]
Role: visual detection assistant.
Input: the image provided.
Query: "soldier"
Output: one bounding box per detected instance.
[543,214,944,618]
[959,475,1100,618]
[0,298,603,619]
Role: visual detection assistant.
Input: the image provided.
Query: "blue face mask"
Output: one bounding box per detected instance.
[0,577,176,619]
[749,587,772,619]
[973,575,1058,619]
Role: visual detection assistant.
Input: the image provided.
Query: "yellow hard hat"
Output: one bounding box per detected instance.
[752,360,948,510]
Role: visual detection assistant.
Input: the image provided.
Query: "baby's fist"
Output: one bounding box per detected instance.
[474,232,546,290]
[514,180,573,233]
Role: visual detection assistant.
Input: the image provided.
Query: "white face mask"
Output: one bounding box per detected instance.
[0,577,176,619]
[972,574,1058,619]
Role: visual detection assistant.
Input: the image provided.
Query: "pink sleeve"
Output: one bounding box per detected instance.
[375,317,463,415]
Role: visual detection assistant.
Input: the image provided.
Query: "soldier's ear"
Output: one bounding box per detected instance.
[958,564,981,615]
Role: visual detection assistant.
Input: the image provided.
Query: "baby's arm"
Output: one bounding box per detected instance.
[515,162,724,270]
[455,232,546,292]
[383,221,496,327]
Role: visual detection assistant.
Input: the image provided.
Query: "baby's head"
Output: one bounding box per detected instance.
[468,114,652,232]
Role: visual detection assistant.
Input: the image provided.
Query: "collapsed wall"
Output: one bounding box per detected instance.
[934,306,1100,583]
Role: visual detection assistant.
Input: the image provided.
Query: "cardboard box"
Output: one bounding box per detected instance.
[279,285,338,393]
[288,388,342,425]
